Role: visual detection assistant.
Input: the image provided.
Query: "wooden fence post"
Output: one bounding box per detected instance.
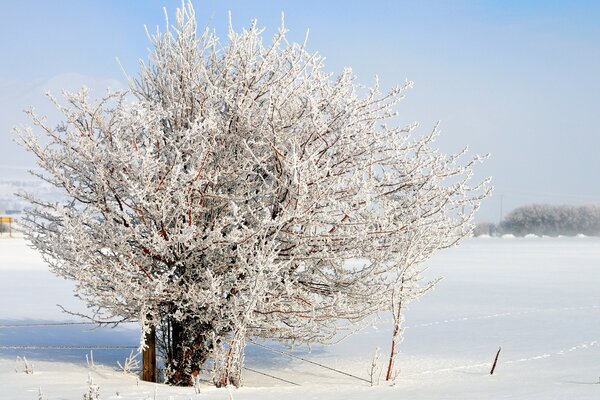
[142,325,157,382]
[490,346,501,375]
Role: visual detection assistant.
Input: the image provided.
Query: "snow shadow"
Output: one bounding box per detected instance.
[0,319,139,366]
[245,340,328,369]
[0,319,328,371]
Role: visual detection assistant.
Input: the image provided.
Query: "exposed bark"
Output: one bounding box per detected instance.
[213,330,245,388]
[164,318,214,386]
[142,325,156,382]
[386,280,405,382]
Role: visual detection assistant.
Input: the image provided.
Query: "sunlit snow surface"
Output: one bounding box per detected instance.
[1,236,599,399]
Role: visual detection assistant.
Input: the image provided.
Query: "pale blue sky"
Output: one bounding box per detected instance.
[1,1,599,222]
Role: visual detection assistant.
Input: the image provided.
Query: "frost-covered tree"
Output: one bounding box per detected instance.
[16,3,489,386]
[500,204,600,237]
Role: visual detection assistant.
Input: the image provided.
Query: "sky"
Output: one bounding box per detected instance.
[1,0,599,222]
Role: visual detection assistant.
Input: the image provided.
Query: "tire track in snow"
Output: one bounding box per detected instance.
[414,339,600,376]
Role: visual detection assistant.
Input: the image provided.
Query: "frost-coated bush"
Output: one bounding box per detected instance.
[16,2,489,386]
[83,374,100,400]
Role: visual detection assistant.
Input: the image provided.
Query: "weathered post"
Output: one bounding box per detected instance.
[142,325,157,382]
[490,346,502,375]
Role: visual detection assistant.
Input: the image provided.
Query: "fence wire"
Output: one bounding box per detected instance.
[0,320,371,386]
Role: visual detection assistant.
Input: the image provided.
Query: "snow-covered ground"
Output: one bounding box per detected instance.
[1,236,599,399]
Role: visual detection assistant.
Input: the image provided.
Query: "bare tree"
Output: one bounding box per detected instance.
[15,2,489,386]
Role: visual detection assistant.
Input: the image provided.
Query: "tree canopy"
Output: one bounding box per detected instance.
[16,3,489,386]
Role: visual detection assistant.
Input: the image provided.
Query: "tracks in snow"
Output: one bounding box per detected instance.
[414,339,600,376]
[401,305,600,330]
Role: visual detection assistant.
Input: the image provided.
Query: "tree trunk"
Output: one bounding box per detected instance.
[165,318,214,386]
[142,325,156,382]
[168,319,189,385]
[213,330,245,387]
[385,319,401,381]
[386,279,405,382]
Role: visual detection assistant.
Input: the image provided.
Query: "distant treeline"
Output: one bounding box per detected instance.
[474,204,600,237]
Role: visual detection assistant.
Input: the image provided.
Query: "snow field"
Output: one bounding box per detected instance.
[1,236,600,399]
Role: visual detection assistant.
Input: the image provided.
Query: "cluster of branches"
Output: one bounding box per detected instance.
[499,204,600,237]
[15,3,489,387]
